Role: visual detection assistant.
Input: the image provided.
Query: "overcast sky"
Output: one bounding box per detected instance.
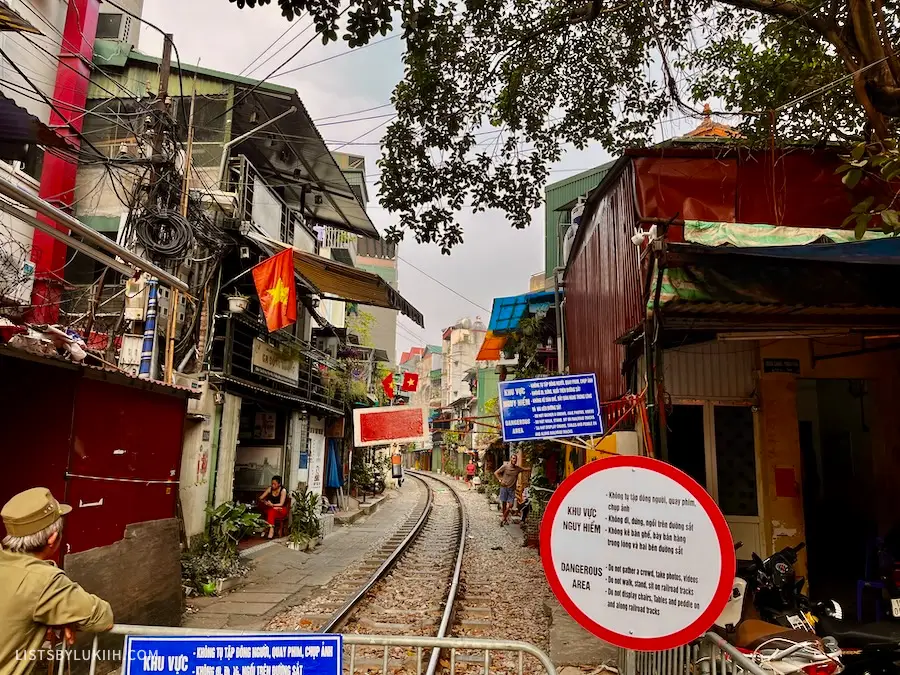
[141,1,692,357]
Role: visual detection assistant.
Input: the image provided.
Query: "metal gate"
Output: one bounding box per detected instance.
[618,632,766,675]
[56,624,558,675]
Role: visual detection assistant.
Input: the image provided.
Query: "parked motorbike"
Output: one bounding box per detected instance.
[734,540,900,675]
[714,542,843,674]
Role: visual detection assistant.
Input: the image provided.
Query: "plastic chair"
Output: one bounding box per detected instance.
[857,537,885,622]
[273,496,291,538]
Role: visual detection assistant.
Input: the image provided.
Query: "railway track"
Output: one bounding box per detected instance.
[278,470,468,674]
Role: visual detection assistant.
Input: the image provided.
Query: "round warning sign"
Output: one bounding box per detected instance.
[540,455,735,652]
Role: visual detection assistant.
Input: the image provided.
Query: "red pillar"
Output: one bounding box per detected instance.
[30,0,100,324]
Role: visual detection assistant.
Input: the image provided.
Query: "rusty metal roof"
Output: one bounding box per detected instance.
[0,1,39,34]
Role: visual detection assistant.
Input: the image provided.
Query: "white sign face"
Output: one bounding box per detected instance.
[307,416,326,498]
[541,456,734,652]
[251,339,300,386]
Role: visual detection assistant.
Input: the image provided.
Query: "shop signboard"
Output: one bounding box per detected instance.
[251,339,300,386]
[307,416,326,498]
[123,634,342,674]
[540,455,735,651]
[352,406,429,447]
[498,374,603,442]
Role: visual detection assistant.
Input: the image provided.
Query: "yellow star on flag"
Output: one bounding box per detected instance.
[267,277,290,306]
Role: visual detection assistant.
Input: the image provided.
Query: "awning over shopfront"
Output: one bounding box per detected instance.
[476,290,558,361]
[248,233,424,327]
[0,1,39,34]
[487,291,556,332]
[0,92,75,160]
[652,240,900,329]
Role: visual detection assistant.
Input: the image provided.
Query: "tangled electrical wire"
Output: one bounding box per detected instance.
[133,208,195,262]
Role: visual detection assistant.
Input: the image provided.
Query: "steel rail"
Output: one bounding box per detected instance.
[409,471,469,675]
[318,471,434,633]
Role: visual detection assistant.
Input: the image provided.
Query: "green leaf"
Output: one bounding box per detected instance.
[834,164,852,174]
[882,210,900,230]
[851,196,874,213]
[851,143,866,161]
[854,213,871,239]
[843,169,863,189]
[842,214,856,228]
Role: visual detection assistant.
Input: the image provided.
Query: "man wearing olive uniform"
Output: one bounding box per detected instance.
[0,488,114,675]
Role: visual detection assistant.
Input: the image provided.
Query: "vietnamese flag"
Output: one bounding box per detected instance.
[381,372,395,399]
[401,372,419,392]
[252,248,297,332]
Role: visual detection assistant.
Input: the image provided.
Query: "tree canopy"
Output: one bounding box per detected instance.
[230,0,900,251]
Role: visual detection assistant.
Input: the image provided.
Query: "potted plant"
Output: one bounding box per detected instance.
[288,489,321,552]
[181,501,267,596]
[227,292,250,314]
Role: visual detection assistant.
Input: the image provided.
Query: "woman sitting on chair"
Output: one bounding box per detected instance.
[258,475,287,539]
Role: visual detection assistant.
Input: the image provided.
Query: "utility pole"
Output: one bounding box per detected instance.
[139,34,173,381]
[165,70,197,384]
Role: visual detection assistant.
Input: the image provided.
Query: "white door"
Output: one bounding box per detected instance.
[666,402,763,558]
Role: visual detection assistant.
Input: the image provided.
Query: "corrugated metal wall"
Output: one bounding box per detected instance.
[564,164,643,403]
[638,341,758,399]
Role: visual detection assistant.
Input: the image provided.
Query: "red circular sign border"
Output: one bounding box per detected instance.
[539,455,736,652]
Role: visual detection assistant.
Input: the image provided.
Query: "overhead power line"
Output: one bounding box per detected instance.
[239,19,304,76]
[398,256,491,313]
[273,34,400,78]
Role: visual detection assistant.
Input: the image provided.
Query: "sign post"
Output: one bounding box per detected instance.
[352,406,429,448]
[540,455,734,651]
[498,374,603,443]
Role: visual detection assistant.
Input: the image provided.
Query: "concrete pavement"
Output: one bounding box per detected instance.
[182,485,421,630]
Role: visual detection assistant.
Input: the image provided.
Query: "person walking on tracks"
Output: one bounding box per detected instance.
[0,487,114,675]
[494,455,525,526]
[464,458,476,489]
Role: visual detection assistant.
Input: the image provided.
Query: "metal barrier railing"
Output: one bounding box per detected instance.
[618,632,767,675]
[56,624,558,675]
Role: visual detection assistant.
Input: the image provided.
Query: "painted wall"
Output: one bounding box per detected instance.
[214,392,241,506]
[0,0,68,306]
[178,383,216,540]
[756,338,900,576]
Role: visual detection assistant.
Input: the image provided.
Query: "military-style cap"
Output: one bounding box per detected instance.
[1,487,72,537]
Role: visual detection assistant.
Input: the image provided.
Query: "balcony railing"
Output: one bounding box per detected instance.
[212,313,344,414]
[321,226,358,266]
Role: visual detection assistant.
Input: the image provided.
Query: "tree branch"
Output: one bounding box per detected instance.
[873,0,900,81]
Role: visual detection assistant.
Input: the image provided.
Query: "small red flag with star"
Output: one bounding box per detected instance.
[381,372,395,399]
[401,372,419,392]
[251,248,297,332]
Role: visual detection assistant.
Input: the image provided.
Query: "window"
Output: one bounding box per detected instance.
[174,96,228,167]
[665,402,759,518]
[21,144,43,181]
[666,405,707,488]
[714,406,758,517]
[95,13,123,39]
[80,99,143,158]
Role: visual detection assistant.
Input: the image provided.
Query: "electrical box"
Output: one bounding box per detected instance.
[124,276,148,321]
[118,334,143,376]
[157,286,186,324]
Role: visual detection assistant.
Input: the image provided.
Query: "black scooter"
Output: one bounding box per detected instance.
[744,541,900,675]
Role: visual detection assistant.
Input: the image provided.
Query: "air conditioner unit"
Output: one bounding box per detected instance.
[174,373,208,416]
[96,11,135,46]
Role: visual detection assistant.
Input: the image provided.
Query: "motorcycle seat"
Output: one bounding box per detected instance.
[817,615,900,649]
[736,619,821,650]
